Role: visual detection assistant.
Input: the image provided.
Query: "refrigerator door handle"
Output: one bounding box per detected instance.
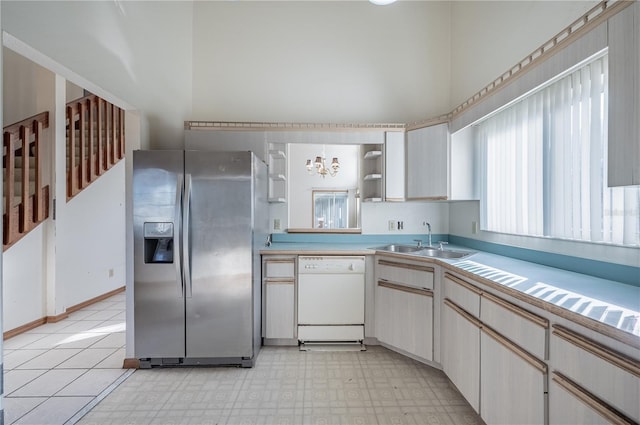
[174,174,184,297]
[183,173,193,298]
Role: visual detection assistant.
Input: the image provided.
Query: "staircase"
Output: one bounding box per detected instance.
[66,94,125,200]
[2,94,125,251]
[2,111,50,250]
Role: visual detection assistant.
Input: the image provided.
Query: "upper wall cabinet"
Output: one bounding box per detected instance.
[608,2,640,187]
[450,125,479,200]
[385,131,406,201]
[407,123,449,200]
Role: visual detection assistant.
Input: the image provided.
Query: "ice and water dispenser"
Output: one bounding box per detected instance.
[143,222,174,263]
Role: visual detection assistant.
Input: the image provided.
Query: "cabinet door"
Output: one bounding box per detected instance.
[550,372,634,425]
[375,281,394,345]
[407,123,449,200]
[608,2,640,186]
[480,325,547,425]
[441,299,481,413]
[385,131,405,201]
[375,281,433,361]
[265,280,295,339]
[551,325,640,422]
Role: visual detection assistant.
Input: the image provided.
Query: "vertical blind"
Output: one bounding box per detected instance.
[478,54,640,246]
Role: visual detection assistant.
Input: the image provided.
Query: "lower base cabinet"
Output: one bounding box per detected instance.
[549,325,639,423]
[441,299,481,413]
[265,281,295,339]
[550,372,635,425]
[375,280,433,361]
[480,325,547,425]
[263,256,296,342]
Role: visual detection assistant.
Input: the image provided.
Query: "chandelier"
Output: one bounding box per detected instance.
[306,155,339,178]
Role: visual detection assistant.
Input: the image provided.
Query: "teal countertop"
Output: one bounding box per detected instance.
[262,241,640,343]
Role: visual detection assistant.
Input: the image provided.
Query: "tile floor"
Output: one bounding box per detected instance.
[3,291,130,424]
[4,290,484,425]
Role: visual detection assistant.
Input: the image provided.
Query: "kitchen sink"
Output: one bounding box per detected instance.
[417,248,473,259]
[375,244,474,259]
[375,244,424,253]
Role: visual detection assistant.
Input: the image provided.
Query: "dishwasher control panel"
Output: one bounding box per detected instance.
[298,256,365,274]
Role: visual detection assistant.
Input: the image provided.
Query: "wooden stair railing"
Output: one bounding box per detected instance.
[66,94,125,200]
[3,111,50,250]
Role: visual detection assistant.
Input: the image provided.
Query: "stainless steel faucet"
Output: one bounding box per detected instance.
[424,222,432,247]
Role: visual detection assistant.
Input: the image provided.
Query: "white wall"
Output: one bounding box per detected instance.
[362,201,449,237]
[2,1,599,145]
[192,1,452,124]
[2,0,193,149]
[449,201,640,268]
[449,1,598,109]
[2,228,46,330]
[2,48,54,329]
[56,161,127,311]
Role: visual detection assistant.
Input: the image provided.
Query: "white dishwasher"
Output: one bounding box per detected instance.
[297,256,365,347]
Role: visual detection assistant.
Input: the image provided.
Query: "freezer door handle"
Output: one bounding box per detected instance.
[174,174,184,297]
[183,173,193,298]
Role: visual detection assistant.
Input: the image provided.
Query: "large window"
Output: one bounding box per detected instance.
[478,54,640,246]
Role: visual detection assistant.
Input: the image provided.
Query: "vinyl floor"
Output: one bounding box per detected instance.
[79,345,483,425]
[3,290,484,425]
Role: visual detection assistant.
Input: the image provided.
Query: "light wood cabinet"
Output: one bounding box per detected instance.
[441,299,481,413]
[550,372,635,425]
[407,123,449,200]
[376,280,433,361]
[608,2,640,187]
[549,325,640,423]
[480,291,548,360]
[262,256,296,343]
[480,325,547,425]
[443,272,481,316]
[442,272,548,422]
[384,131,405,201]
[374,255,435,361]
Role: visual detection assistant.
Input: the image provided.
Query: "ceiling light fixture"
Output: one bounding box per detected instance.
[369,0,397,5]
[306,156,340,178]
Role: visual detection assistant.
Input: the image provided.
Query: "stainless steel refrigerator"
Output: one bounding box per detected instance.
[133,150,268,368]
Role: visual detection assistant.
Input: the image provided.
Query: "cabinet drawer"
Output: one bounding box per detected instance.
[443,272,481,317]
[264,258,295,278]
[481,291,548,360]
[551,325,640,422]
[551,372,636,425]
[376,258,434,290]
